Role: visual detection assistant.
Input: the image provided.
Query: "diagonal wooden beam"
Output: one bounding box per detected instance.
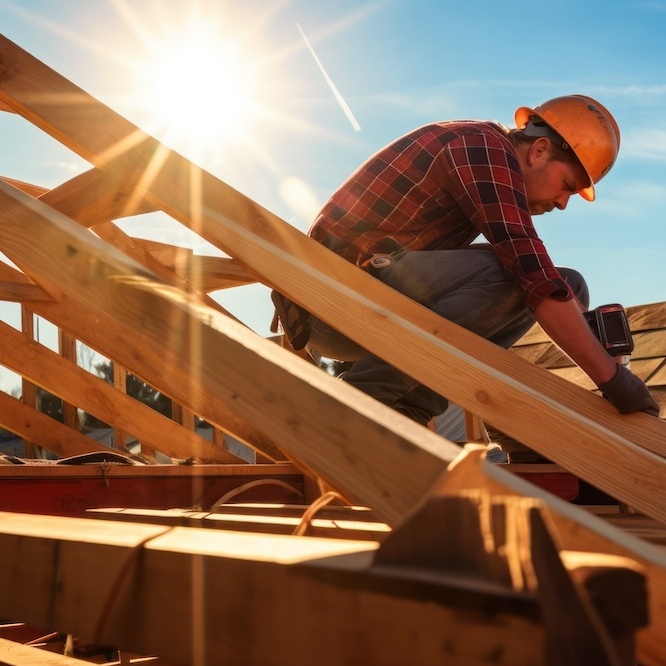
[0,319,244,463]
[0,389,109,458]
[0,182,462,520]
[36,167,156,227]
[0,280,52,302]
[0,258,288,463]
[0,33,665,520]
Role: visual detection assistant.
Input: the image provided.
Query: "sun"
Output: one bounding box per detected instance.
[136,25,260,155]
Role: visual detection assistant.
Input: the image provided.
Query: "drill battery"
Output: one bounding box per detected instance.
[583,303,634,359]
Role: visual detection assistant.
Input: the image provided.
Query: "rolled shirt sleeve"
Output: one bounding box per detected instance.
[435,130,573,310]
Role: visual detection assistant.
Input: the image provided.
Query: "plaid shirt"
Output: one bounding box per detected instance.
[309,120,572,309]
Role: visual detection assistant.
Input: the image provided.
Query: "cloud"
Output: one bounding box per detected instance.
[278,176,321,230]
[622,128,666,161]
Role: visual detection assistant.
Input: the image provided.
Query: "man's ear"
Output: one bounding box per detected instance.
[527,137,551,166]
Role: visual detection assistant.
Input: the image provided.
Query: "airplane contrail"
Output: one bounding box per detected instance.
[297,23,361,132]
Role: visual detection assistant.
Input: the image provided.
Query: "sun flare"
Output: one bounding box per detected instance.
[137,27,259,153]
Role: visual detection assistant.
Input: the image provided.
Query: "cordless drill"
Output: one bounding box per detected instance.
[583,304,634,366]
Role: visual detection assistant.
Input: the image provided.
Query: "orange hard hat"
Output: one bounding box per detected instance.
[514,95,620,201]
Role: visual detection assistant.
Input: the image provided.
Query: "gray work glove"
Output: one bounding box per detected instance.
[597,364,660,416]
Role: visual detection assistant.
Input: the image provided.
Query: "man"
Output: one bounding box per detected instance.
[273,95,659,425]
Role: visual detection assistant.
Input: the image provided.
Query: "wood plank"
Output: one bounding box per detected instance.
[0,462,299,479]
[0,38,665,522]
[0,636,104,666]
[0,183,463,518]
[58,328,79,431]
[0,260,288,463]
[0,175,47,198]
[0,511,543,666]
[37,167,156,227]
[0,389,109,458]
[436,447,666,666]
[187,255,258,291]
[0,280,52,302]
[88,506,392,541]
[40,173,246,325]
[19,305,39,458]
[0,319,243,463]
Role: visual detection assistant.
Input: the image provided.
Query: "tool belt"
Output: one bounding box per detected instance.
[270,238,405,350]
[269,290,311,350]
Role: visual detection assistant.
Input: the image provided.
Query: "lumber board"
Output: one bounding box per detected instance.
[0,175,47,198]
[0,319,242,463]
[436,448,666,666]
[0,38,665,523]
[0,182,463,521]
[0,389,108,458]
[0,463,299,479]
[38,167,156,227]
[0,260,288,464]
[187,255,258,291]
[88,506,392,541]
[0,511,543,666]
[0,636,98,666]
[40,171,246,324]
[138,240,257,290]
[0,280,52,302]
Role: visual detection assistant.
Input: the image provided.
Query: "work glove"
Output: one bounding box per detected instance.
[597,364,661,416]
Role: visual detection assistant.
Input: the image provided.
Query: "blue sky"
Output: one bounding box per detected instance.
[0,0,665,392]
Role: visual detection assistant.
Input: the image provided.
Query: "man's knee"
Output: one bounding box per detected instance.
[559,267,589,309]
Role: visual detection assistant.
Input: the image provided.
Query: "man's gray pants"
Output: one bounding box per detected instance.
[306,246,589,425]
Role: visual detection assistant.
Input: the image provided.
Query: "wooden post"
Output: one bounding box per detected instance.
[20,305,39,458]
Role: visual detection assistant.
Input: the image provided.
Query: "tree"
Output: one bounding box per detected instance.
[94,360,173,418]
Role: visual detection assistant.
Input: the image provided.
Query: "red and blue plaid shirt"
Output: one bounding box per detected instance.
[309,120,572,309]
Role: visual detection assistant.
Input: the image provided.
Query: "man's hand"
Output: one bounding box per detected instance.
[598,364,661,416]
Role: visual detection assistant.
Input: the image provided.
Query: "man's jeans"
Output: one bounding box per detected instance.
[306,246,589,425]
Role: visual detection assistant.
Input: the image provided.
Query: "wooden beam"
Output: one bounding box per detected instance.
[88,505,392,541]
[37,167,156,227]
[0,389,109,458]
[435,447,666,666]
[0,184,462,517]
[0,280,53,303]
[0,510,544,665]
[19,305,39,458]
[0,261,288,464]
[0,636,109,666]
[0,319,243,463]
[132,240,259,290]
[192,255,258,291]
[58,328,79,431]
[0,175,47,198]
[39,171,247,325]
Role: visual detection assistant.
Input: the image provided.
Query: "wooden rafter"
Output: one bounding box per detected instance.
[0,319,243,463]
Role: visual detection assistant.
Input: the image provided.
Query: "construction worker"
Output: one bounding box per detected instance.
[273,95,659,425]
